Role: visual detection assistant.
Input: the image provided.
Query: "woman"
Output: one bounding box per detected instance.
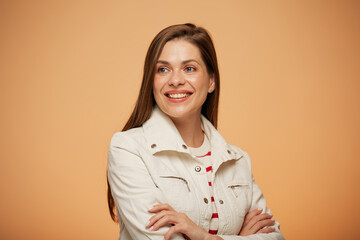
[107,23,285,240]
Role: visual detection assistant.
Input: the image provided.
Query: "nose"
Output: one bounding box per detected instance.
[168,69,185,87]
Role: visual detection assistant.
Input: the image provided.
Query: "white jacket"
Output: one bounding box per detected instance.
[108,106,285,240]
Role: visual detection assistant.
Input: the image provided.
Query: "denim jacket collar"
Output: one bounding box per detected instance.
[142,106,243,167]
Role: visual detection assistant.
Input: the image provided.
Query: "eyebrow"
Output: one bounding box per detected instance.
[156,59,200,65]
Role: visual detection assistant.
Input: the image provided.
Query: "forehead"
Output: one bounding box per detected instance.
[158,39,202,63]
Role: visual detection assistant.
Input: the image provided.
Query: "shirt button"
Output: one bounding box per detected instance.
[182,144,187,149]
[195,166,201,172]
[227,150,231,154]
[151,144,157,148]
[219,200,224,204]
[203,198,208,204]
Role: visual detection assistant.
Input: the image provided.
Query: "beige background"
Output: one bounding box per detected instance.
[1,0,359,239]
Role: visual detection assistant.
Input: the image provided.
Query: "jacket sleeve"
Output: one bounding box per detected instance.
[218,178,285,240]
[218,151,285,240]
[107,132,185,240]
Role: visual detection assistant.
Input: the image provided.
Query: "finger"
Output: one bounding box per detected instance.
[151,214,179,231]
[147,210,174,228]
[257,226,275,234]
[247,213,273,230]
[250,218,275,233]
[164,225,181,240]
[243,208,262,226]
[148,203,174,213]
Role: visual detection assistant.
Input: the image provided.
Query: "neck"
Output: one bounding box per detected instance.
[171,113,204,148]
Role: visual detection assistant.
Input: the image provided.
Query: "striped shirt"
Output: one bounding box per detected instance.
[188,135,219,235]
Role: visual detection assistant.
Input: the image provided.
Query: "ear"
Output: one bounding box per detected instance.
[208,74,215,93]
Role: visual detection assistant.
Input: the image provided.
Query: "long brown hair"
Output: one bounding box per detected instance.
[107,23,221,222]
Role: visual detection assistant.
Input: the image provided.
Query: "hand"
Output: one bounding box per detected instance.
[147,203,219,240]
[238,208,275,236]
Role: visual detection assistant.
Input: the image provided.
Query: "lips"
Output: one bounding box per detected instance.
[164,90,193,102]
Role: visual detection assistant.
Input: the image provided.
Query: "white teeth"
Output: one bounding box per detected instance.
[168,93,190,99]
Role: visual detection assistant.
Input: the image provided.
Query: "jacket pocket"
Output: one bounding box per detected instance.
[159,176,190,192]
[158,175,194,212]
[226,182,251,217]
[228,183,250,198]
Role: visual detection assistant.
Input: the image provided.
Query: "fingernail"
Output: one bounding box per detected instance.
[145,220,150,228]
[272,219,276,222]
[150,226,154,231]
[257,208,262,211]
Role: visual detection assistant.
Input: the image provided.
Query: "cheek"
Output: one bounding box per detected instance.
[153,77,168,106]
[190,76,211,94]
[153,78,163,95]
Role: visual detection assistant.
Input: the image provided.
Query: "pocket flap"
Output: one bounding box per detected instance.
[227,182,250,188]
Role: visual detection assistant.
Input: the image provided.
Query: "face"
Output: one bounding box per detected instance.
[153,39,215,122]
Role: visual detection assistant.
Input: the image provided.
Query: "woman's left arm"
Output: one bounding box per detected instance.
[216,177,285,240]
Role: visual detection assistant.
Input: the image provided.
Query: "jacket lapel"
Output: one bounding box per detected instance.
[201,115,243,174]
[142,105,243,172]
[142,106,190,155]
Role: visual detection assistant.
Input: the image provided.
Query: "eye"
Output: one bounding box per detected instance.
[157,67,169,73]
[185,66,196,72]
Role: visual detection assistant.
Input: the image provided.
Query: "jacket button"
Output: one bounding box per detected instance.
[203,198,208,204]
[182,144,187,149]
[151,144,157,149]
[195,166,201,172]
[219,200,224,204]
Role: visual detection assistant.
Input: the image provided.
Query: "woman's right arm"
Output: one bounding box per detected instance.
[107,132,186,240]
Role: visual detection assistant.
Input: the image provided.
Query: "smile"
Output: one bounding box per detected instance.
[164,91,193,103]
[167,93,192,99]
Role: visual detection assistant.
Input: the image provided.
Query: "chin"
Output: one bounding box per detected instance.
[159,104,200,121]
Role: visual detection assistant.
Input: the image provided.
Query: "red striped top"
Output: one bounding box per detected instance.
[189,135,219,235]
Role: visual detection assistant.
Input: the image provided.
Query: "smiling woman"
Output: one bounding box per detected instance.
[107,23,285,240]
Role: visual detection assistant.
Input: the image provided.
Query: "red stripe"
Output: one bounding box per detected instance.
[211,196,214,202]
[197,151,211,158]
[212,213,219,218]
[208,182,212,186]
[206,166,213,172]
[209,230,218,234]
